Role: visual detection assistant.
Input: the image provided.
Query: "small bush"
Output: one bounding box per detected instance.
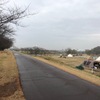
[76,64,84,70]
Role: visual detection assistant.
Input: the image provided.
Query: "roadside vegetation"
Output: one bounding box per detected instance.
[0,50,25,100]
[0,0,29,50]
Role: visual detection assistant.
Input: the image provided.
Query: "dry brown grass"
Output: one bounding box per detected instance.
[50,56,85,67]
[0,50,25,100]
[34,55,100,86]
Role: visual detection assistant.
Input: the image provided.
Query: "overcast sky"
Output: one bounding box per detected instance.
[8,0,100,50]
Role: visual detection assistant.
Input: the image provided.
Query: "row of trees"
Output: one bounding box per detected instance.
[21,47,50,55]
[0,0,27,50]
[20,47,62,55]
[19,46,100,56]
[85,46,100,55]
[64,46,100,55]
[64,48,78,55]
[20,47,78,56]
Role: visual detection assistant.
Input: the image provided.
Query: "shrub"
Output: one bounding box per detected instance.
[76,64,84,70]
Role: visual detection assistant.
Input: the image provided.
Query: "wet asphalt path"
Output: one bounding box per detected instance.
[14,52,100,100]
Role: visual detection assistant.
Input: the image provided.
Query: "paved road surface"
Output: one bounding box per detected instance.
[14,52,100,100]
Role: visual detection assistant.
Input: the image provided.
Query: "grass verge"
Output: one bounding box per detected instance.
[0,50,25,100]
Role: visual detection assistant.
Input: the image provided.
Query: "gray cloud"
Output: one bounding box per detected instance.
[9,0,100,50]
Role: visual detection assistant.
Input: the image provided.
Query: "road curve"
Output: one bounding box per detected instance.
[14,52,100,100]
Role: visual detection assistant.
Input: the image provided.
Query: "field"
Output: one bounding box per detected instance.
[0,50,25,100]
[34,55,100,86]
[42,55,85,67]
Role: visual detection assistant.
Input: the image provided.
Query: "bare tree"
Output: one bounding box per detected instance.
[0,0,30,50]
